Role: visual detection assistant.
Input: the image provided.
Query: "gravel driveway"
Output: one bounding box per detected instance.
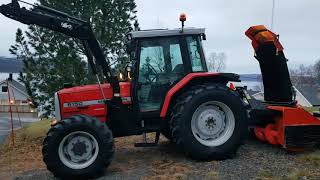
[11,135,319,180]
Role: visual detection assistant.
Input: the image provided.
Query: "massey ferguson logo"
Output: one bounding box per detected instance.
[61,22,73,30]
[65,102,83,107]
[63,99,107,108]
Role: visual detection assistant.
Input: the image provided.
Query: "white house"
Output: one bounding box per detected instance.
[0,74,38,119]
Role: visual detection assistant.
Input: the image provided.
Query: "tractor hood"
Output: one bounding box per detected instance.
[55,83,113,121]
[58,83,113,102]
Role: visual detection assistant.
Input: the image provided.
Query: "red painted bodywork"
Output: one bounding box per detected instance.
[119,82,132,105]
[58,72,227,123]
[254,105,320,150]
[160,72,220,118]
[58,82,132,122]
[58,83,113,122]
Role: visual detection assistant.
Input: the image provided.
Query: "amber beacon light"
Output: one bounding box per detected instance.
[180,13,187,32]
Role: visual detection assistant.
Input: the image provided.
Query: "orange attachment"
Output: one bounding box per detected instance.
[180,13,186,22]
[254,105,320,150]
[254,127,266,142]
[245,25,283,52]
[263,124,279,145]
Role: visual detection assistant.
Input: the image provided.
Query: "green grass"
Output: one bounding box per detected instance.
[256,170,277,180]
[300,151,320,166]
[18,119,51,143]
[0,119,51,176]
[303,106,319,113]
[1,119,51,149]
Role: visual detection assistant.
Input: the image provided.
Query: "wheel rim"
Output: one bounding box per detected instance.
[58,131,99,170]
[191,101,235,147]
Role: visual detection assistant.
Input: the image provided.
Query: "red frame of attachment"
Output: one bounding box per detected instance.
[254,105,320,149]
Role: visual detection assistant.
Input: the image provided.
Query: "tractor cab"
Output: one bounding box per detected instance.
[126,28,207,113]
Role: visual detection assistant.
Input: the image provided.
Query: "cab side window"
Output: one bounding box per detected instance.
[186,36,204,72]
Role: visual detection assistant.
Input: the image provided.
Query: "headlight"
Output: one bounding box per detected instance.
[54,92,61,121]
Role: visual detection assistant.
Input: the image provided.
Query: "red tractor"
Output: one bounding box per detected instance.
[1,1,249,178]
[2,1,320,179]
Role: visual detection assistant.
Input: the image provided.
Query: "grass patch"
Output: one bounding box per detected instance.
[256,170,278,180]
[303,106,319,113]
[0,119,51,178]
[300,151,320,166]
[18,119,51,142]
[283,170,319,180]
[1,119,51,150]
[257,169,320,180]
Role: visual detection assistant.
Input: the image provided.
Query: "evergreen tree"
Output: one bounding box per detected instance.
[9,0,138,117]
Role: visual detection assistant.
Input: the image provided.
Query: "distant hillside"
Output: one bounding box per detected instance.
[0,58,262,82]
[0,57,23,73]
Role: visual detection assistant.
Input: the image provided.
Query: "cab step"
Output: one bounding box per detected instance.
[134,132,160,147]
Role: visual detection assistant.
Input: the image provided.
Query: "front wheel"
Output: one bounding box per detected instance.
[171,83,248,160]
[42,115,114,179]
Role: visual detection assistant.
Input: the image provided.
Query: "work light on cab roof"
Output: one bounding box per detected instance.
[180,13,187,32]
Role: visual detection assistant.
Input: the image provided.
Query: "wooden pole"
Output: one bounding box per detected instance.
[10,85,22,128]
[6,79,15,145]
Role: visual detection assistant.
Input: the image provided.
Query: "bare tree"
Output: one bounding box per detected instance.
[314,59,320,84]
[290,64,316,87]
[207,52,226,72]
[254,74,264,92]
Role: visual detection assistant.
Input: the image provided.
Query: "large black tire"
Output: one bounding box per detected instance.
[42,115,114,179]
[170,83,248,160]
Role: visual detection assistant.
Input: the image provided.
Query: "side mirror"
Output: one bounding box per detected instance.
[125,62,133,80]
[202,34,206,40]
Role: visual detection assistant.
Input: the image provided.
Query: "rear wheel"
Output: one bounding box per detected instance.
[171,83,248,160]
[42,115,114,179]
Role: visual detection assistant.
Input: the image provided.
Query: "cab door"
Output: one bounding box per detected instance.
[135,37,186,114]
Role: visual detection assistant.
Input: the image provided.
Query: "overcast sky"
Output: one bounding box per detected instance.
[0,0,319,73]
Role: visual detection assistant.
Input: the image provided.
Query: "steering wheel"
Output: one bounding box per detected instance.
[143,64,159,83]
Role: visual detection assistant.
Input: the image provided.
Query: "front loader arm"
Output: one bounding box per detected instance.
[0,0,118,89]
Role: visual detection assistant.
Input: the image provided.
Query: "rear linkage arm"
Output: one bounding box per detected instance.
[0,0,119,93]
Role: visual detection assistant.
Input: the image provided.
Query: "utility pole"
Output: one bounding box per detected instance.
[271,0,275,30]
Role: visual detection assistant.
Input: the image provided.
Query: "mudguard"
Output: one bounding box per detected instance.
[160,72,240,118]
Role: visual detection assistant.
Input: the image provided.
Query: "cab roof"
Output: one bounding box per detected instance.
[128,28,205,39]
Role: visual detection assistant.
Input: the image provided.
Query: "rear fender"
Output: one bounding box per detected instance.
[160,72,240,118]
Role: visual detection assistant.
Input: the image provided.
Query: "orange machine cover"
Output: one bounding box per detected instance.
[245,25,283,52]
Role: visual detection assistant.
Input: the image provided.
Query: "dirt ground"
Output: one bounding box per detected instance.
[1,133,320,180]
